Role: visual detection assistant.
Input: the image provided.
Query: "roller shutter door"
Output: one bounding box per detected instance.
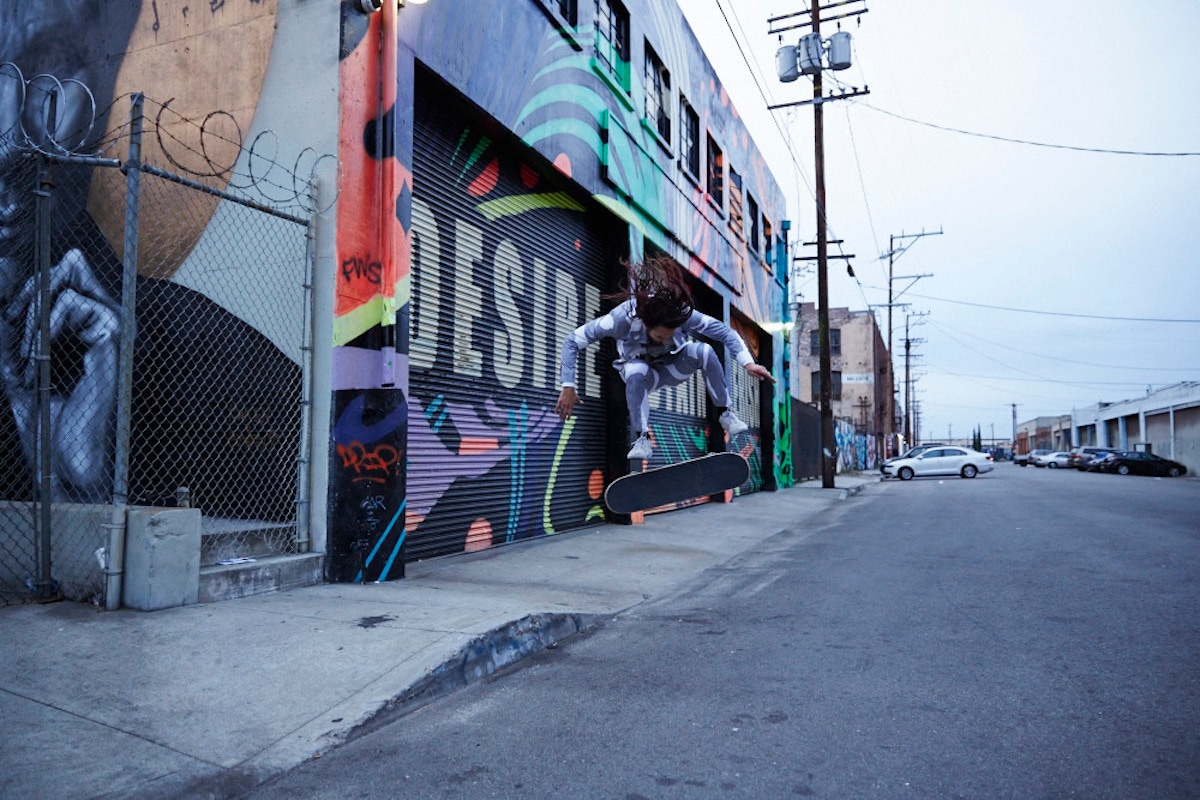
[728,315,765,492]
[409,76,616,560]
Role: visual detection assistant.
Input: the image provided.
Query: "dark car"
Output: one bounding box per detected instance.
[1067,446,1115,471]
[1098,451,1188,477]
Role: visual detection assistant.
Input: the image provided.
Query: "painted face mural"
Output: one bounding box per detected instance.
[0,1,300,576]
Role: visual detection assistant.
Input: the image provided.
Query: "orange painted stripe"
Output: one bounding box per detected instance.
[459,437,500,456]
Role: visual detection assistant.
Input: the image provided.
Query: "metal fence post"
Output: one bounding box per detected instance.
[103,93,143,610]
[33,103,56,601]
[294,180,318,554]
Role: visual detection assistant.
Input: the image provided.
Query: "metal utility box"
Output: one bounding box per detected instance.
[123,508,202,611]
[776,44,799,82]
[828,31,853,70]
[799,32,824,74]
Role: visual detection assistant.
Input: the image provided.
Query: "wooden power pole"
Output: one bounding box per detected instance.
[770,0,868,488]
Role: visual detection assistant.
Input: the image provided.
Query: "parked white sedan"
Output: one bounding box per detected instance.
[882,446,996,480]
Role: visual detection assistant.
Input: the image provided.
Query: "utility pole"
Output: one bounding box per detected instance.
[770,0,868,488]
[882,229,939,457]
[1011,403,1018,454]
[903,312,926,446]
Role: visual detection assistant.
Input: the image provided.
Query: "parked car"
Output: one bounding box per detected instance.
[1033,451,1070,469]
[882,446,996,480]
[1018,449,1053,467]
[1096,451,1188,477]
[879,443,945,473]
[1067,447,1116,471]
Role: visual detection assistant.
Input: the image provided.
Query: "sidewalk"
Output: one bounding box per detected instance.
[0,474,874,800]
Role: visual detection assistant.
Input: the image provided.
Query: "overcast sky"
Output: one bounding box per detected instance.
[681,0,1200,445]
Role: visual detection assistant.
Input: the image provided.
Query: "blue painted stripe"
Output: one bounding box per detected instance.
[376,500,409,582]
[355,500,407,583]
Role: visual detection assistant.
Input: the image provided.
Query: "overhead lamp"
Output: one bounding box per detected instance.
[360,0,428,12]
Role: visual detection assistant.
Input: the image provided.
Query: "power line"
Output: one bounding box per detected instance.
[868,288,1200,323]
[930,367,1166,389]
[926,318,1198,372]
[859,103,1200,157]
[708,0,815,197]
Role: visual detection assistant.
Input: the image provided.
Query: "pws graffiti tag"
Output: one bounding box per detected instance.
[341,255,383,286]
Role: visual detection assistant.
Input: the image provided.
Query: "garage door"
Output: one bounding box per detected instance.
[408,71,619,559]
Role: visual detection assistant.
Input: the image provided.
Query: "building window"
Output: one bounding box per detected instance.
[728,167,743,236]
[680,97,700,180]
[556,0,578,26]
[747,194,760,256]
[595,0,630,92]
[706,133,723,208]
[644,42,671,143]
[812,370,843,402]
[762,214,773,268]
[809,328,841,356]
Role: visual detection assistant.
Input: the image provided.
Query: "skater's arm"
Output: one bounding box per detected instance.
[557,302,634,420]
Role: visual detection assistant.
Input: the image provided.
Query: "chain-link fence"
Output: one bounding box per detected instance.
[0,91,312,607]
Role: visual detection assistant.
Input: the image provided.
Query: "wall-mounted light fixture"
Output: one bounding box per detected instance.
[359,0,428,13]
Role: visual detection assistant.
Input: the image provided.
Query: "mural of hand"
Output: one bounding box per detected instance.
[0,249,119,499]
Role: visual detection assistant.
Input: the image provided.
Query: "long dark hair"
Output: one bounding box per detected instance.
[607,255,694,329]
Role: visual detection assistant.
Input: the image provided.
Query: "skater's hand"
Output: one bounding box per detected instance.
[745,363,775,383]
[555,386,579,420]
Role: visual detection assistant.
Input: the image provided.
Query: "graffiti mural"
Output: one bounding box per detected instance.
[405,80,614,559]
[328,390,407,582]
[1,2,299,509]
[329,2,412,580]
[1,0,311,602]
[833,418,879,472]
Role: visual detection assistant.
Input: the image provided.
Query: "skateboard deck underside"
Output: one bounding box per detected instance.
[605,452,750,514]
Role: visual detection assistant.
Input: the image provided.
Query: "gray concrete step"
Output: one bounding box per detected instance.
[199,552,323,603]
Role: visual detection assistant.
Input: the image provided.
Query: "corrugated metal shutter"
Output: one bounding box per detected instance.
[409,76,615,561]
[645,373,710,468]
[729,315,765,492]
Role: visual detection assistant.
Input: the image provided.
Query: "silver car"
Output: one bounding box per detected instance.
[882,446,996,480]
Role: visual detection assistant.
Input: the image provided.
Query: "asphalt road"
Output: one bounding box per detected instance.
[247,466,1200,799]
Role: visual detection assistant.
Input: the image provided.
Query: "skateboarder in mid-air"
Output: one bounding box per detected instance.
[554,256,775,460]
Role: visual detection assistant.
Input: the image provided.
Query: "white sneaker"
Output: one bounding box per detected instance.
[627,432,652,460]
[719,410,748,436]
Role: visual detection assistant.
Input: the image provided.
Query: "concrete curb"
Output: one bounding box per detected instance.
[343,612,599,745]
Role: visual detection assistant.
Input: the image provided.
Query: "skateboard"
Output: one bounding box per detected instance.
[604,452,750,515]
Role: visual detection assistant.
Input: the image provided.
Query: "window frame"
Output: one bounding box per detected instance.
[679,96,700,182]
[643,41,671,145]
[535,0,583,48]
[762,212,774,270]
[747,194,760,256]
[705,132,724,211]
[594,0,631,93]
[728,166,744,237]
[809,328,842,357]
[811,370,843,402]
[555,0,578,26]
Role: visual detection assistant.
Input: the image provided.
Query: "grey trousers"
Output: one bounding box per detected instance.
[619,341,731,433]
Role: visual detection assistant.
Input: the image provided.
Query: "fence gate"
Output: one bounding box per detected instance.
[0,89,312,607]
